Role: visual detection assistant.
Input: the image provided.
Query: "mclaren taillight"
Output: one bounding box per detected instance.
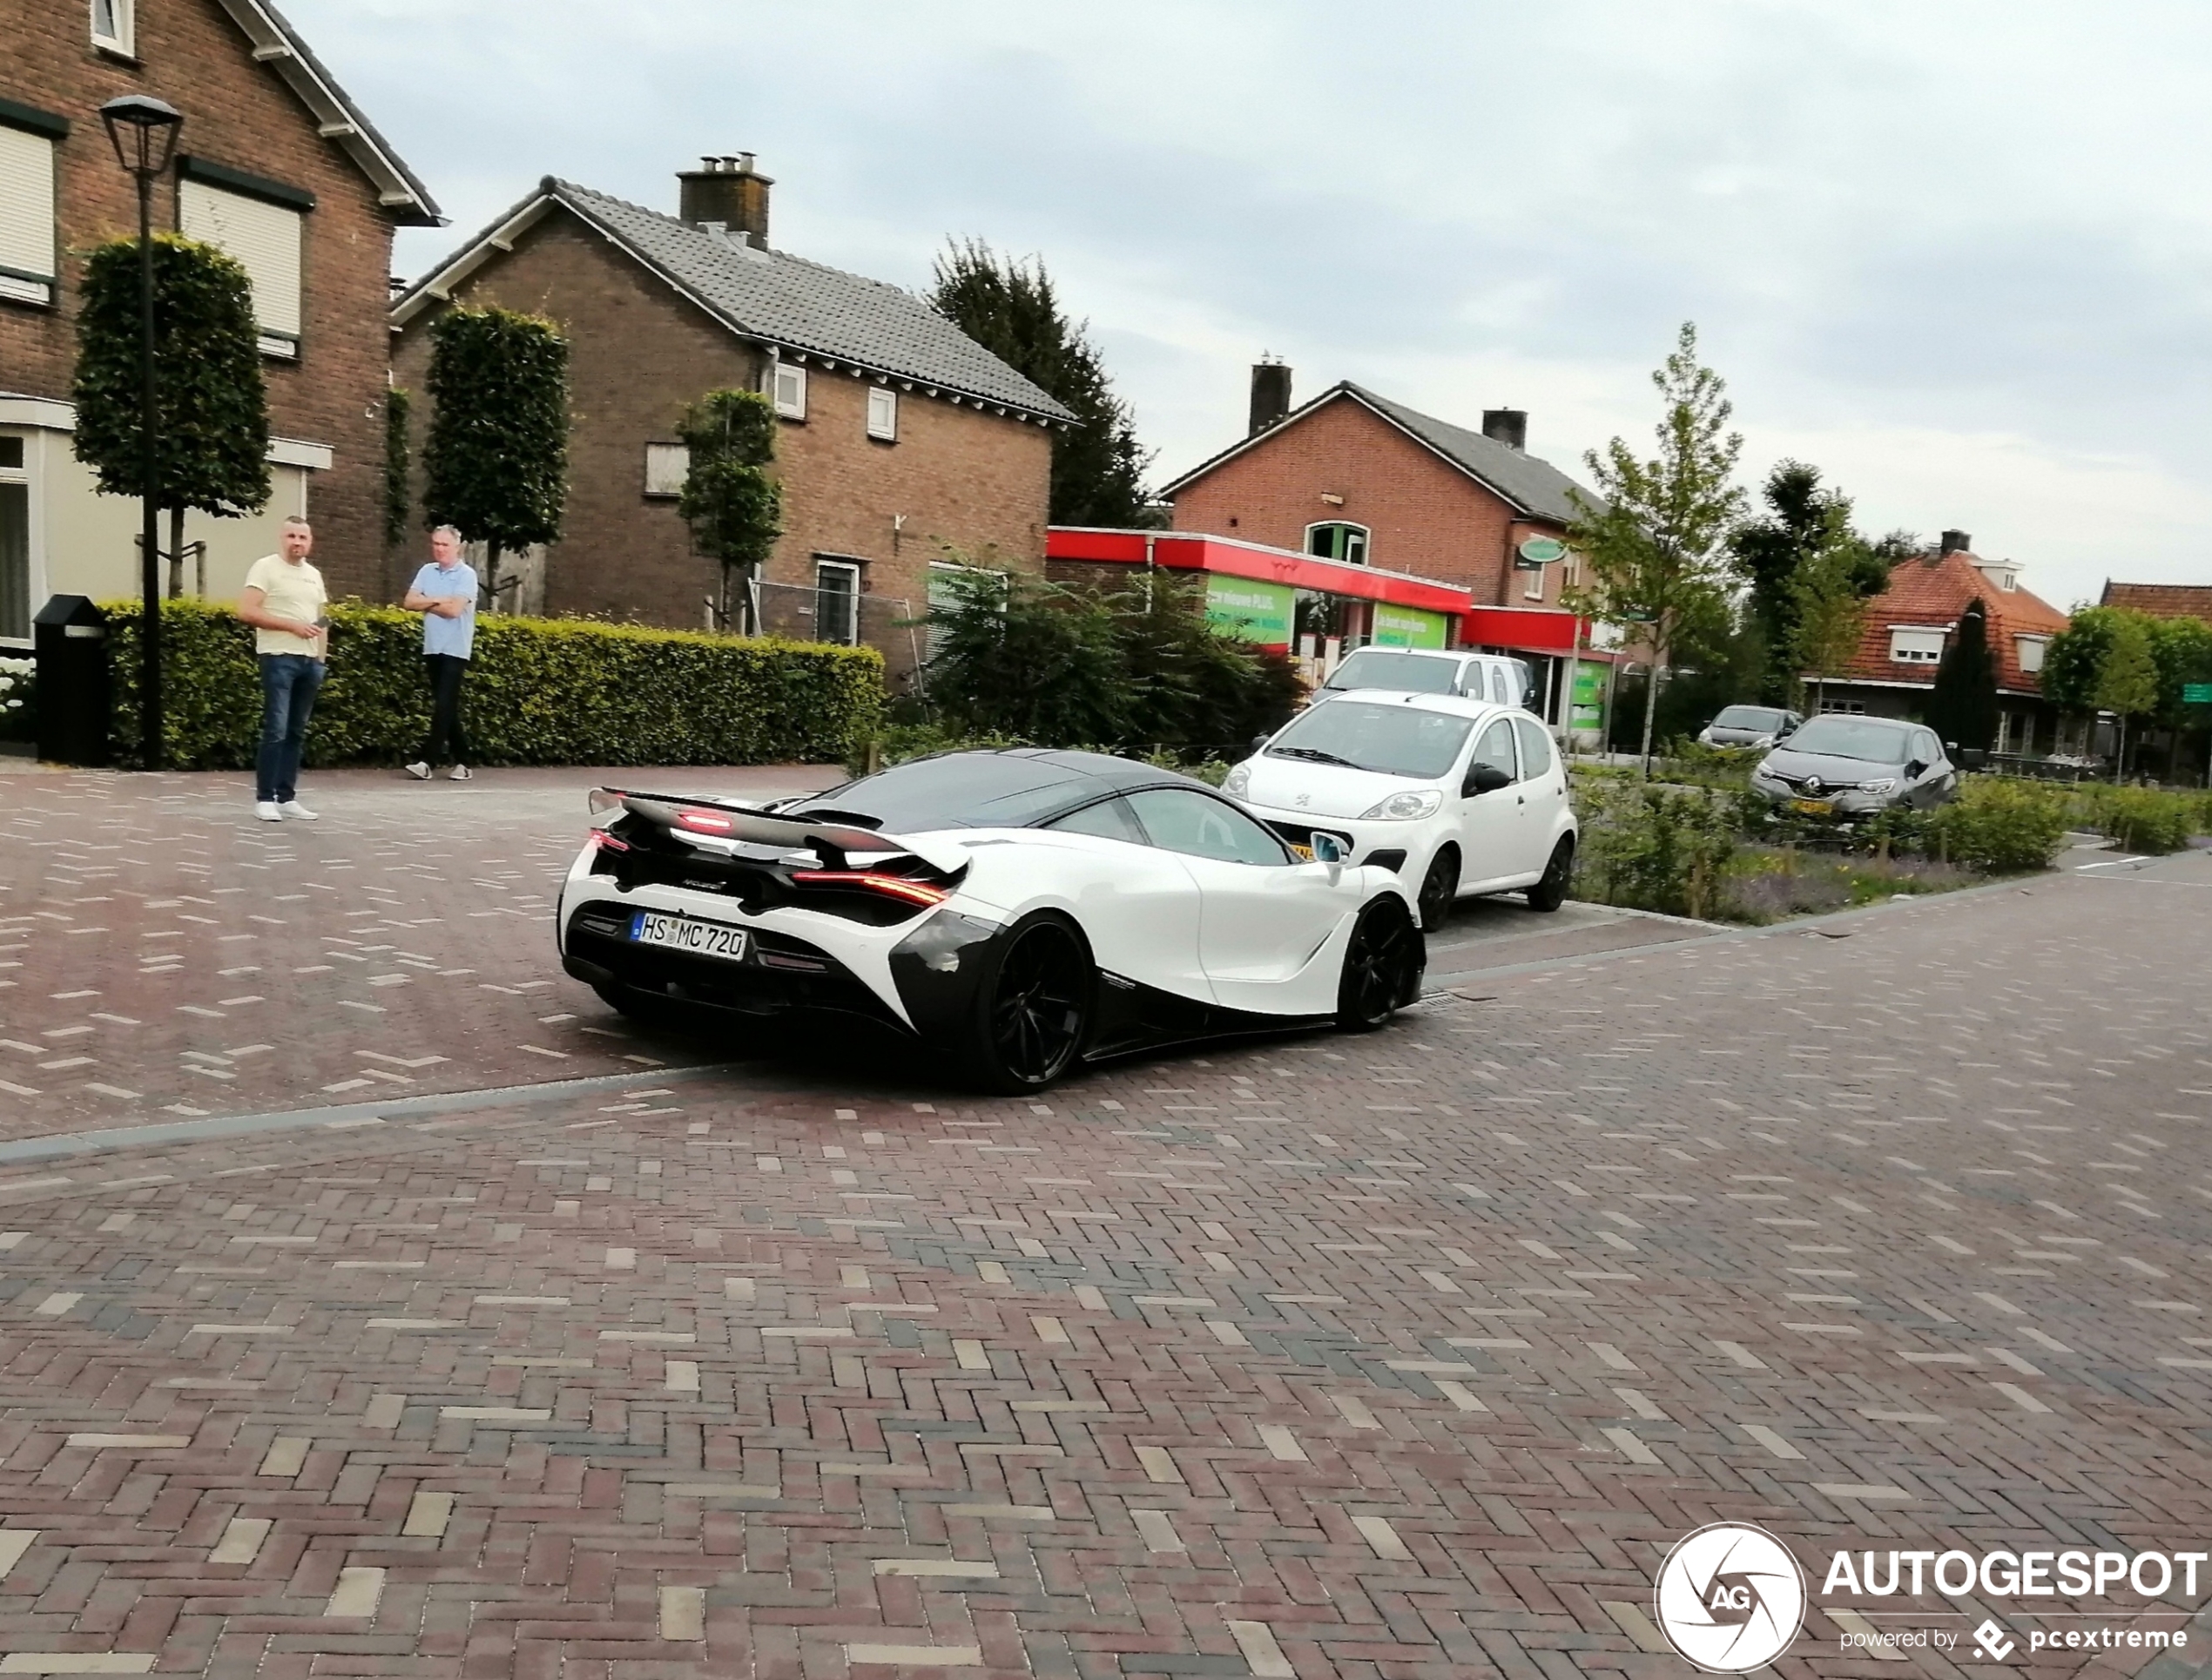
[790,869,949,907]
[591,830,631,853]
[674,807,737,835]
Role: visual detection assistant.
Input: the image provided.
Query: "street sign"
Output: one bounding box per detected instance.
[2184,683,2212,705]
[1514,536,1568,570]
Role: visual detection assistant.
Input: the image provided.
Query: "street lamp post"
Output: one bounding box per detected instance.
[98,94,183,773]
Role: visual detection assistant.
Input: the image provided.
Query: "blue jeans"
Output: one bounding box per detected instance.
[256,653,324,803]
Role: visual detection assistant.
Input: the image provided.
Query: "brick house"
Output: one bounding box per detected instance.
[1159,366,1605,719]
[0,0,441,644]
[1806,530,2072,756]
[388,158,1074,685]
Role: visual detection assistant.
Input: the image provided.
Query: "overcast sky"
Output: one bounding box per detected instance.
[292,0,2212,611]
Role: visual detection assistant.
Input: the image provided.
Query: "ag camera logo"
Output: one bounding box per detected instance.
[1655,1522,1809,1671]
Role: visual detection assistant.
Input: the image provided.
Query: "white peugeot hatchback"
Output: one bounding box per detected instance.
[1225,692,1577,932]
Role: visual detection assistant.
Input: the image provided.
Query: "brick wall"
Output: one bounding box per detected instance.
[3,0,404,599]
[391,203,1051,681]
[1168,397,1572,608]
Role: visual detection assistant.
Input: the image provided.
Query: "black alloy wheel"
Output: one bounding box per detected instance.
[1416,847,1459,932]
[1336,898,1420,1031]
[971,916,1092,1091]
[1526,835,1574,913]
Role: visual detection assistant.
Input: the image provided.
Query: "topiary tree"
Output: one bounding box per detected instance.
[421,306,570,610]
[2040,606,2113,746]
[71,233,270,597]
[676,388,783,631]
[1926,597,1999,752]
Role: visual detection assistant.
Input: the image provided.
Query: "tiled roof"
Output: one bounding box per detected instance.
[2100,581,2212,621]
[1819,549,2069,695]
[1159,381,1599,523]
[395,179,1074,423]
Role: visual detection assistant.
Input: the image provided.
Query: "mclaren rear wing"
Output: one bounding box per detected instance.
[589,788,968,875]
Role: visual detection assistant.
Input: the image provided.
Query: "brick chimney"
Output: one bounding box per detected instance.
[678,153,772,246]
[1481,408,1527,451]
[1939,529,1971,556]
[1249,359,1291,435]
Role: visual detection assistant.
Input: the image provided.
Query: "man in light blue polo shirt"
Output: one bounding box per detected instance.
[402,526,479,781]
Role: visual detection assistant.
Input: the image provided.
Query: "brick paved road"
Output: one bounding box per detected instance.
[0,769,2205,1675]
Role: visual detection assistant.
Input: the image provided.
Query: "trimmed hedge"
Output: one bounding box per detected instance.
[101,599,881,770]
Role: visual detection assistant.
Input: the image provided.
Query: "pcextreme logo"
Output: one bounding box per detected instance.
[1654,1522,1809,1672]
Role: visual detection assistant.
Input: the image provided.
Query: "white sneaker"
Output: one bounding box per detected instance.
[254,801,283,822]
[448,765,473,781]
[279,800,319,820]
[405,761,431,780]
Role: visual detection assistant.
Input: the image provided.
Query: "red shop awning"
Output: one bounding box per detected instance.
[1460,604,1585,656]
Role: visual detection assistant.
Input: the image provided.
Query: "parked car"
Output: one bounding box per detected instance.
[1750,717,1958,818]
[1225,692,1577,931]
[558,750,1425,1093]
[1314,645,1536,711]
[1698,704,1802,750]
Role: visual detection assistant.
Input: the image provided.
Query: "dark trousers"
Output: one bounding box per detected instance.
[421,653,470,765]
[255,653,323,803]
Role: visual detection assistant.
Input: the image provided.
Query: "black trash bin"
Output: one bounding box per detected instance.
[33,595,110,766]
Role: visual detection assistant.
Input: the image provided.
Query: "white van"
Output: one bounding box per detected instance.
[1315,645,1536,711]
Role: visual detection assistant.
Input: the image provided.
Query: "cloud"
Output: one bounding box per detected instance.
[290,0,2211,609]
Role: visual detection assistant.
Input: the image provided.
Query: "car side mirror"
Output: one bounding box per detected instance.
[1310,833,1345,863]
[1462,763,1513,798]
[1250,734,1270,755]
[1905,759,1926,779]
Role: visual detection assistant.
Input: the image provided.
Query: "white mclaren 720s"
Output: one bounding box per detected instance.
[556,748,1426,1091]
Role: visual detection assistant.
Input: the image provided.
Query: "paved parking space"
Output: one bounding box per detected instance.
[0,768,2204,1675]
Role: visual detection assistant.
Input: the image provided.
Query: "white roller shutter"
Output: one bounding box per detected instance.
[0,127,56,304]
[179,179,303,347]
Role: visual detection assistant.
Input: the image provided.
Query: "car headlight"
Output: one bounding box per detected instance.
[1359,788,1443,821]
[1223,764,1251,799]
[1752,761,1779,781]
[1857,779,1897,794]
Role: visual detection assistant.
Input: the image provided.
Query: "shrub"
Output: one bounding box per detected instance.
[1930,776,2067,872]
[101,599,880,770]
[2094,786,2197,853]
[1573,778,1740,919]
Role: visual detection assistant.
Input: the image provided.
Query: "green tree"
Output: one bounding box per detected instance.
[927,239,1154,526]
[923,569,1133,744]
[1728,462,1892,705]
[676,388,784,631]
[2148,615,2212,777]
[2039,607,2114,720]
[71,233,270,597]
[1109,573,1302,748]
[1925,597,1999,752]
[421,307,570,610]
[1564,322,1745,773]
[2097,611,2160,773]
[1790,532,1882,717]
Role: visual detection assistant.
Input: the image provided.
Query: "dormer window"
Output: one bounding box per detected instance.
[91,0,134,55]
[2016,634,2049,675]
[1889,626,1946,665]
[1306,521,1369,565]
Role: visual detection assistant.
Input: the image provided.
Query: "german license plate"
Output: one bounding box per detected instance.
[631,910,749,961]
[1791,798,1835,816]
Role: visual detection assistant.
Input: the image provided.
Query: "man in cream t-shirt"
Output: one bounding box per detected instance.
[236,515,327,821]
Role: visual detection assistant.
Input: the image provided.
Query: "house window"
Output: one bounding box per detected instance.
[814,558,860,645]
[772,361,807,420]
[643,442,689,498]
[179,179,304,356]
[1306,521,1369,565]
[867,386,897,442]
[1522,558,1545,601]
[2015,634,2048,674]
[0,121,59,307]
[1889,626,1946,664]
[91,0,133,54]
[0,435,28,643]
[1818,697,1869,714]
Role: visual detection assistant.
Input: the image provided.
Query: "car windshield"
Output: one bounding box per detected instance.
[1713,705,1785,731]
[1783,719,1910,763]
[787,754,1103,830]
[1266,699,1475,779]
[1322,651,1459,694]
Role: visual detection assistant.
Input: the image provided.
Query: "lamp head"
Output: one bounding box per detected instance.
[98,94,183,179]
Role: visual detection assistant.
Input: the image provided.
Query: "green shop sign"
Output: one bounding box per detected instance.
[1369,604,1448,650]
[1204,577,1295,644]
[2185,683,2212,705]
